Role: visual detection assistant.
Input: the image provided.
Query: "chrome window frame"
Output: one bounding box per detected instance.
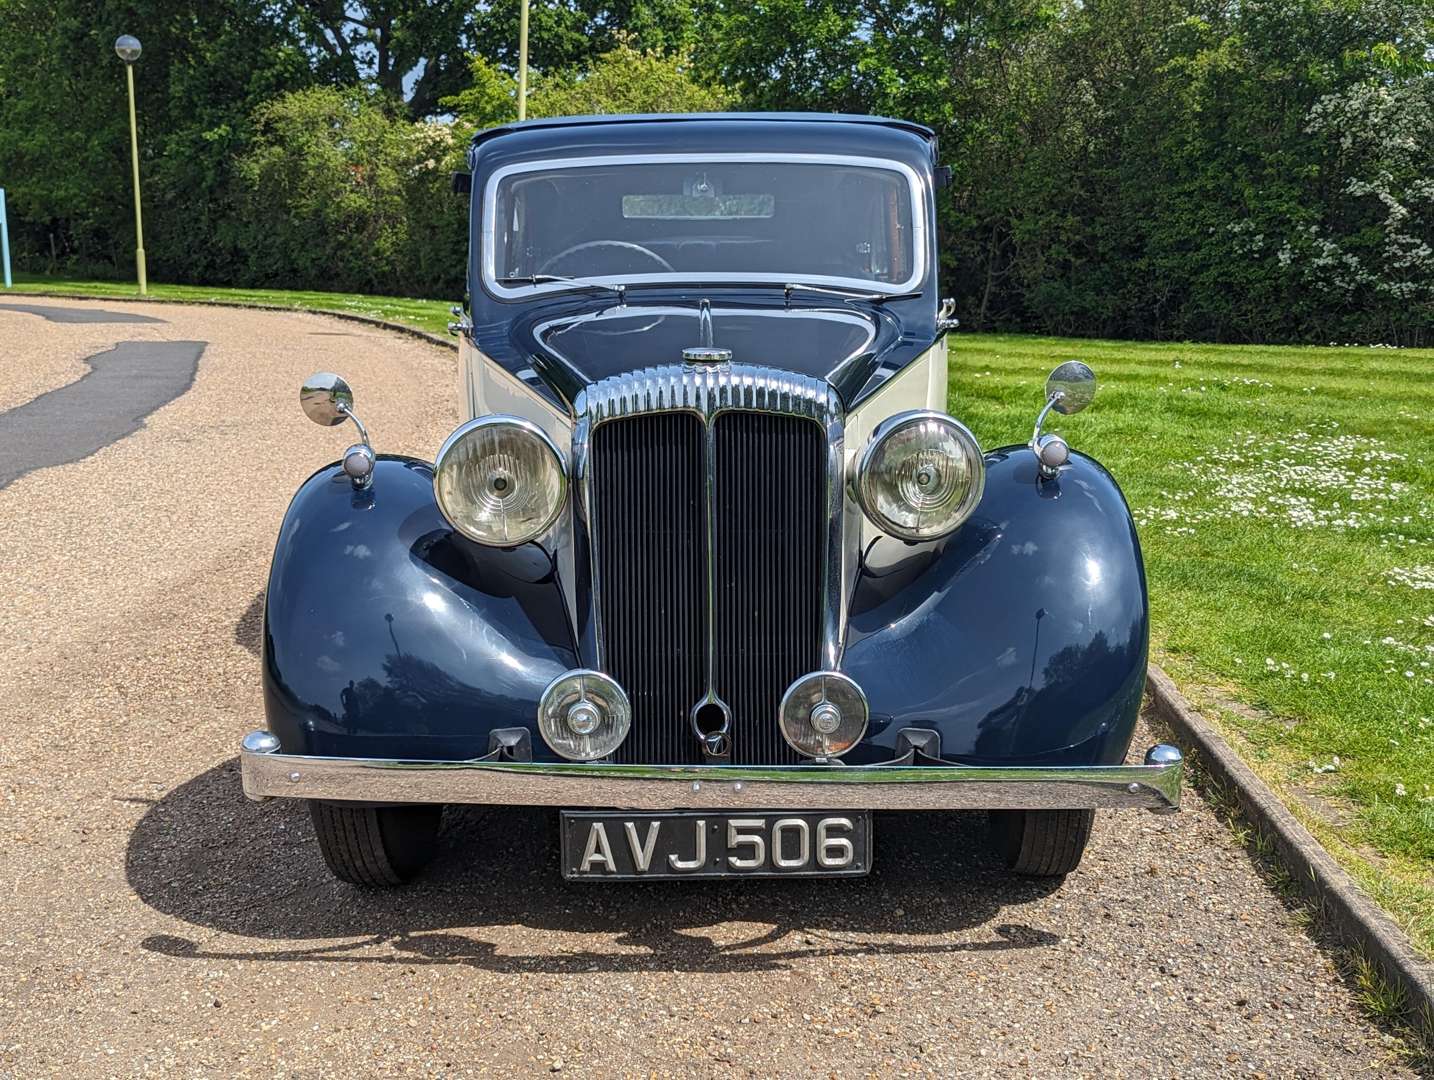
[480,153,929,301]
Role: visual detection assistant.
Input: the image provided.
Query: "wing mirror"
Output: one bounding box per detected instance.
[300,371,355,426]
[1044,360,1097,415]
[300,372,375,488]
[1031,361,1097,479]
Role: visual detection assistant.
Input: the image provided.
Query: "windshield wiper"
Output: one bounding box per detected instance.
[497,274,920,306]
[782,282,923,305]
[497,273,628,298]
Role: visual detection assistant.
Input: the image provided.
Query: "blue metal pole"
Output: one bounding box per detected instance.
[0,188,11,288]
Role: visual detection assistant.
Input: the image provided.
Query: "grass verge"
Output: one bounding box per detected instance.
[6,274,456,336]
[950,333,1434,959]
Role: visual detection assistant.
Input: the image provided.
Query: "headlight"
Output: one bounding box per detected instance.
[538,670,631,761]
[852,410,984,541]
[434,416,567,546]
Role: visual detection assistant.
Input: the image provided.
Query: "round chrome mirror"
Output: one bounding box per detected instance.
[1045,361,1097,415]
[300,372,354,427]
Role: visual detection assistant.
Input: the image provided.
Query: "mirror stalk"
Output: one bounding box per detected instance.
[300,372,376,490]
[1029,361,1097,481]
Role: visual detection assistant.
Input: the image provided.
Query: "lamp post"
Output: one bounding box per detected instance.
[517,0,530,121]
[114,34,147,295]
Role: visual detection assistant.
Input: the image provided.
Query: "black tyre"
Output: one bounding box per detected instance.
[309,802,443,886]
[989,808,1094,877]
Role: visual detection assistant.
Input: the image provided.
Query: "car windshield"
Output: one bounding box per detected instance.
[484,156,920,296]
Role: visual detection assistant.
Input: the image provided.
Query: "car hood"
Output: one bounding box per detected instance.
[507,298,926,410]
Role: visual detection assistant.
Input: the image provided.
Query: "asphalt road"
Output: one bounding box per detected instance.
[0,298,1415,1077]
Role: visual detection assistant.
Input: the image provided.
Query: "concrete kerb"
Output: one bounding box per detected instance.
[1147,664,1434,1038]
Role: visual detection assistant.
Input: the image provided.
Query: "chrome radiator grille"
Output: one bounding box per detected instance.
[582,365,839,767]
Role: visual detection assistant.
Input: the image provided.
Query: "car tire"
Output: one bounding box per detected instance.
[988,808,1094,877]
[309,802,443,886]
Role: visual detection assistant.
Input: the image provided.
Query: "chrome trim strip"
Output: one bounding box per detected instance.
[690,416,732,753]
[575,363,842,425]
[820,405,848,669]
[570,411,600,665]
[481,153,928,301]
[241,738,1183,812]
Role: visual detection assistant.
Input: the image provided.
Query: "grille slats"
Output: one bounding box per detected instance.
[592,414,706,765]
[591,409,826,766]
[714,413,825,765]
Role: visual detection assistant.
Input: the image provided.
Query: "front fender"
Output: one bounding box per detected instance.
[842,447,1148,766]
[262,457,578,758]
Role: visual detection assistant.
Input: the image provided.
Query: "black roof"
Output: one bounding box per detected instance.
[472,112,937,147]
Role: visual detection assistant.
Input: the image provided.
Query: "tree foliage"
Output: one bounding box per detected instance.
[272,1,477,118]
[235,87,465,295]
[697,0,1434,343]
[0,0,313,277]
[446,43,736,127]
[0,0,1428,341]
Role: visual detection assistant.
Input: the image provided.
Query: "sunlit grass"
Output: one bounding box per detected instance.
[8,274,457,336]
[949,333,1434,957]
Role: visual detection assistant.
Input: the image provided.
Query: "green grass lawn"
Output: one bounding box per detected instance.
[8,274,456,336]
[950,334,1434,958]
[11,276,1432,955]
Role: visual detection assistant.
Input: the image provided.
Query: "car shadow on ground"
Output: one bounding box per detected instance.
[126,759,1064,974]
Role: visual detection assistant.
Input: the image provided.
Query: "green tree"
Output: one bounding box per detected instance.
[530,42,736,117]
[0,0,313,279]
[446,42,736,127]
[470,0,699,77]
[235,86,465,295]
[700,0,1434,344]
[270,1,478,117]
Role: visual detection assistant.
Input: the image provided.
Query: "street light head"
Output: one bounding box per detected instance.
[114,35,142,64]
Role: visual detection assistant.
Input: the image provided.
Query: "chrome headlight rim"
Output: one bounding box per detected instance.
[852,409,985,542]
[434,414,568,548]
[538,668,632,762]
[778,670,870,760]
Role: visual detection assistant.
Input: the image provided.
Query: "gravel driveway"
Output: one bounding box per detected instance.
[0,299,1414,1077]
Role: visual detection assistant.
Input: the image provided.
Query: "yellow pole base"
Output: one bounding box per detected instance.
[136,247,147,295]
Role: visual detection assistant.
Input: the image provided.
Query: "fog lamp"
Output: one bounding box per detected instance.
[434,415,566,547]
[538,670,631,761]
[778,671,869,760]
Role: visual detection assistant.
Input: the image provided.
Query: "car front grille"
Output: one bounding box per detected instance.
[590,409,827,765]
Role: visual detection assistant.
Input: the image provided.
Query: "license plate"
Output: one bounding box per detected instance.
[560,810,871,880]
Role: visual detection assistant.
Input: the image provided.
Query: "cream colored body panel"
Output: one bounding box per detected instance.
[841,336,950,553]
[459,334,572,452]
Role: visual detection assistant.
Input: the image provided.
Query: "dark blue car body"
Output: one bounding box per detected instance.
[261,114,1148,775]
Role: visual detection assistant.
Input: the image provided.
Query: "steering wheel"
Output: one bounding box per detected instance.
[538,240,675,277]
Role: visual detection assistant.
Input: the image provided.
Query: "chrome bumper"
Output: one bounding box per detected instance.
[239,732,1183,813]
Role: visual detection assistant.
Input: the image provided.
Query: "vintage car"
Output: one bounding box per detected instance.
[240,112,1182,885]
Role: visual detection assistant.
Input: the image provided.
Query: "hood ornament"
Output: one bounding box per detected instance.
[682,300,732,368]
